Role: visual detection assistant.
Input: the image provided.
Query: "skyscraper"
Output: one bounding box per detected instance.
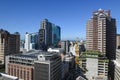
[39,19,61,50]
[0,29,20,64]
[86,9,116,60]
[52,24,61,47]
[86,9,116,80]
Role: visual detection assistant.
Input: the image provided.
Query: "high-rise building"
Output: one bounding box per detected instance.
[52,24,61,47]
[86,9,116,60]
[86,9,116,80]
[0,29,20,64]
[39,19,61,50]
[0,29,9,63]
[116,34,120,49]
[8,32,20,54]
[24,32,39,51]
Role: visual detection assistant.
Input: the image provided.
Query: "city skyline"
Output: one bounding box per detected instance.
[0,0,120,40]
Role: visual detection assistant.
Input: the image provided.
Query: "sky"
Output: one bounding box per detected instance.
[0,0,120,40]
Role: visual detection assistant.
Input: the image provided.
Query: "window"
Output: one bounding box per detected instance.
[27,71,29,80]
[20,70,22,79]
[24,71,26,80]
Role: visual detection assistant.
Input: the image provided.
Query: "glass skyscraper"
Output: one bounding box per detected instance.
[52,24,61,47]
[39,19,61,50]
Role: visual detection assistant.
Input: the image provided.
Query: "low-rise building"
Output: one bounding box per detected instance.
[34,52,62,80]
[5,50,62,80]
[79,50,108,80]
[113,49,120,80]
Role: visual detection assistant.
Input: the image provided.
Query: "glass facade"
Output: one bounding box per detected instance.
[25,32,39,51]
[30,33,39,50]
[52,24,61,47]
[39,19,61,49]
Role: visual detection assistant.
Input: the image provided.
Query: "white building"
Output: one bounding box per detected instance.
[69,42,85,57]
[114,49,120,80]
[85,58,98,79]
[24,32,38,51]
[24,33,30,51]
[80,52,108,80]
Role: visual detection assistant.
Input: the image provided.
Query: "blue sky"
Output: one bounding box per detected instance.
[0,0,120,40]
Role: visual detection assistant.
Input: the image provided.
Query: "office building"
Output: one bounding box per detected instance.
[61,40,70,54]
[60,52,75,80]
[0,29,20,64]
[5,51,36,80]
[116,34,120,49]
[5,50,62,80]
[86,9,116,59]
[39,19,61,50]
[24,32,39,51]
[52,24,61,47]
[34,52,61,80]
[9,32,20,54]
[39,19,52,49]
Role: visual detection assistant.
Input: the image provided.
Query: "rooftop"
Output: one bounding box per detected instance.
[9,50,59,59]
[0,73,18,80]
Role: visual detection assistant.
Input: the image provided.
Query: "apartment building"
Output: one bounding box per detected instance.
[86,9,116,59]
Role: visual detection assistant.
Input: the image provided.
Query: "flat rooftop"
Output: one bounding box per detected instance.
[9,50,59,59]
